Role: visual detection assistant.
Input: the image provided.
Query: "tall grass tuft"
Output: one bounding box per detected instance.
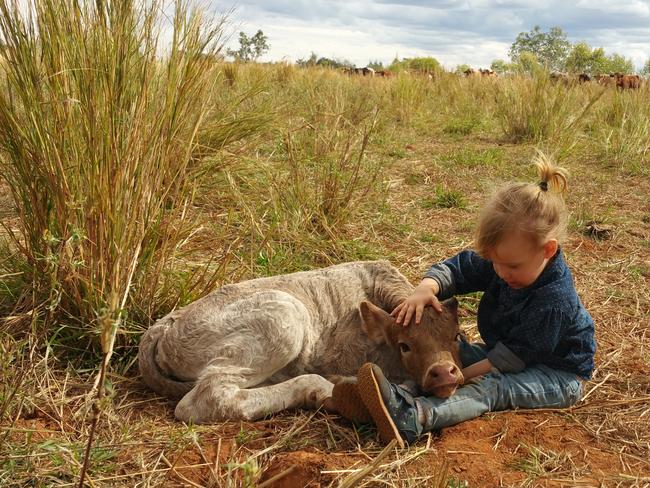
[0,0,241,351]
[387,73,432,124]
[588,89,650,175]
[273,75,382,237]
[493,74,601,143]
[441,75,494,135]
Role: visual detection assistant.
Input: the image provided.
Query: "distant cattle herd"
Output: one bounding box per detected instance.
[343,67,394,77]
[343,66,645,89]
[463,68,497,77]
[550,71,643,89]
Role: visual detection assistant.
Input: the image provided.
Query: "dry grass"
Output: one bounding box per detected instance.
[1,23,649,488]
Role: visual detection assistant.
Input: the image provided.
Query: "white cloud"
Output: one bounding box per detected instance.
[213,0,650,69]
[576,0,650,16]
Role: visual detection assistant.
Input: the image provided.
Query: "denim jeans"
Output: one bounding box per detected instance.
[415,338,584,431]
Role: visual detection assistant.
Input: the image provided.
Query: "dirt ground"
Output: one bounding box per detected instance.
[10,392,645,487]
[2,88,650,487]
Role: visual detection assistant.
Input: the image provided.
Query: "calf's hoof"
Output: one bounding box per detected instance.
[304,374,335,409]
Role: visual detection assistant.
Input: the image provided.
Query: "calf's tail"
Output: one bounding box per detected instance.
[138,318,193,400]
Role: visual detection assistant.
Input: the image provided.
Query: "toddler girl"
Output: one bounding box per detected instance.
[335,154,596,446]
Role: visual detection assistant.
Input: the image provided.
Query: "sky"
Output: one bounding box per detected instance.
[208,0,650,71]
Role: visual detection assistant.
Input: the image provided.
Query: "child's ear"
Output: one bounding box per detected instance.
[543,239,558,259]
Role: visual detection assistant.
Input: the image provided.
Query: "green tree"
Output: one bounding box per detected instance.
[227,30,269,62]
[515,51,544,74]
[409,57,441,73]
[389,56,440,73]
[454,63,471,74]
[564,42,633,75]
[564,42,602,74]
[317,57,353,69]
[367,60,385,70]
[296,53,353,69]
[509,25,571,72]
[296,52,318,67]
[490,59,515,75]
[601,53,634,74]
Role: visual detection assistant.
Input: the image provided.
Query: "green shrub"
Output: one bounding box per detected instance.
[421,186,468,209]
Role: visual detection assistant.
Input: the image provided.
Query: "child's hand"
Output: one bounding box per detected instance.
[391,279,442,326]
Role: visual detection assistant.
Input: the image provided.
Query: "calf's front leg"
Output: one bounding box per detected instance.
[175,372,334,423]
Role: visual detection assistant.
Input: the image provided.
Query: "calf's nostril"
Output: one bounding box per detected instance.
[427,363,460,383]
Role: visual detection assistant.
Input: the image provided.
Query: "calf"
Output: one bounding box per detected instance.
[138,261,463,423]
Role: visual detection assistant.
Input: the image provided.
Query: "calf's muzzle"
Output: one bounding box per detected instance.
[422,360,463,398]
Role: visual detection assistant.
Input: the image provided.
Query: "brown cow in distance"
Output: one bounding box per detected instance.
[596,74,616,86]
[343,67,375,76]
[463,68,496,78]
[578,73,591,83]
[550,72,570,84]
[479,68,496,77]
[614,73,642,90]
[595,73,642,89]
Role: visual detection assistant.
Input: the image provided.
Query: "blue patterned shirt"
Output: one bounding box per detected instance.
[424,248,596,379]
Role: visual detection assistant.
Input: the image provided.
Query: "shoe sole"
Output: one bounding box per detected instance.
[331,381,372,424]
[357,363,405,448]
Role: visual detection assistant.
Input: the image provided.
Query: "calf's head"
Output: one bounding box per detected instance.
[360,299,463,398]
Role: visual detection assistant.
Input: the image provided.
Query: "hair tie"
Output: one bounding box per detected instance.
[539,181,548,192]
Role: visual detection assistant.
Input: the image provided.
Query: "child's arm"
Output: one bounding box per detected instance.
[393,250,494,326]
[391,278,442,326]
[424,250,495,299]
[461,358,494,381]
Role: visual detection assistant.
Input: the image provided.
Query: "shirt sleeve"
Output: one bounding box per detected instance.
[423,250,495,300]
[488,307,566,373]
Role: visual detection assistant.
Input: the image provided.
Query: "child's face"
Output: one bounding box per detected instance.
[488,232,558,289]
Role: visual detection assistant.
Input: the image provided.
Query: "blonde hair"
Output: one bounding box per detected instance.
[475,152,569,257]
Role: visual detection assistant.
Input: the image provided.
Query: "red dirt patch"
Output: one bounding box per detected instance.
[251,412,635,487]
[260,451,327,488]
[431,412,620,486]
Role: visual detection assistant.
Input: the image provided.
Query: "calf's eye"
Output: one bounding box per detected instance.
[399,342,411,354]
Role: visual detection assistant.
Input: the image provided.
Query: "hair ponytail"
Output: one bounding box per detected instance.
[475,151,569,257]
[533,151,568,195]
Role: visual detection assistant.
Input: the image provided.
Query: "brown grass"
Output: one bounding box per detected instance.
[1,63,650,486]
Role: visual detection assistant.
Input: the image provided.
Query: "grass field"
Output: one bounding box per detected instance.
[1,2,649,487]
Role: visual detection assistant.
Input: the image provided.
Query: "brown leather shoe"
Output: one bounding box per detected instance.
[357,363,419,448]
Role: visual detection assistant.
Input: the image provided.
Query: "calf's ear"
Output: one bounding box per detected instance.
[441,297,459,321]
[359,301,395,344]
[441,297,460,338]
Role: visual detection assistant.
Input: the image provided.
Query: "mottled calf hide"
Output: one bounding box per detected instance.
[138,261,461,423]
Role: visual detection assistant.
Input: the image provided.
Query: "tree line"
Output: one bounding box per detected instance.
[490,25,645,76]
[227,26,650,76]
